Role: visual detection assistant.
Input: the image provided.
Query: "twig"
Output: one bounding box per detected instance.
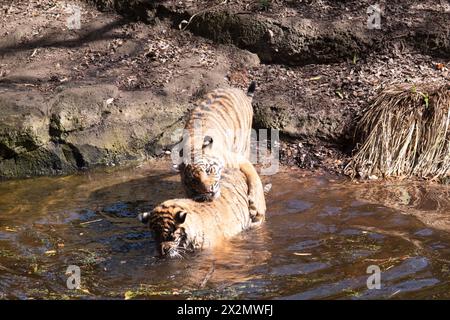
[79,218,103,226]
[389,289,401,298]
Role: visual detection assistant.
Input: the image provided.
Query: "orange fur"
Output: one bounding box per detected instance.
[140,169,261,257]
[179,83,266,221]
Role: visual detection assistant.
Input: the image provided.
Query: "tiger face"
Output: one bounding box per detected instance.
[138,207,191,258]
[179,157,223,202]
[139,168,259,258]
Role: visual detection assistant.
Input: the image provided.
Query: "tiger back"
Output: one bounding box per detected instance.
[180,85,254,171]
[177,82,266,222]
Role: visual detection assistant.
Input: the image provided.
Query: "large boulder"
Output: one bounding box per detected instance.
[0,84,186,178]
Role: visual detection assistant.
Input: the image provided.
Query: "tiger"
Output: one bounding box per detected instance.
[176,81,266,222]
[138,168,261,258]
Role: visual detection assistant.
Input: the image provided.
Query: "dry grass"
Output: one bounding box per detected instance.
[345,82,450,183]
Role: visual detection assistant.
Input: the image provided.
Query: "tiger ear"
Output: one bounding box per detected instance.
[138,211,151,224]
[175,211,187,224]
[202,136,213,149]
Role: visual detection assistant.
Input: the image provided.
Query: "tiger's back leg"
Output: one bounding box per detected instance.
[238,159,266,222]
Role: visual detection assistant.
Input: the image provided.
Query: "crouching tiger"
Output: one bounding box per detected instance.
[138,168,261,258]
[176,82,266,222]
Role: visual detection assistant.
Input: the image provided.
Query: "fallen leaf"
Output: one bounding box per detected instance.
[436,63,445,70]
[80,288,91,295]
[124,291,134,300]
[45,250,57,256]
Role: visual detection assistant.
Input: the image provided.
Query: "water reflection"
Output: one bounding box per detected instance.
[0,161,449,299]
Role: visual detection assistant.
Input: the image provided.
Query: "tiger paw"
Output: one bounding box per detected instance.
[248,198,258,221]
[251,213,265,224]
[248,196,265,223]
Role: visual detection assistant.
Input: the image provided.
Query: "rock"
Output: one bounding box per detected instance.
[188,12,377,66]
[93,0,450,64]
[253,92,347,143]
[2,0,448,179]
[0,92,50,155]
[0,84,186,178]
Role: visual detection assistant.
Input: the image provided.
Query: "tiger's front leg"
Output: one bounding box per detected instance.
[238,160,266,223]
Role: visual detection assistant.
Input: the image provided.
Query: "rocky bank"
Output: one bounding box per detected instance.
[0,0,449,178]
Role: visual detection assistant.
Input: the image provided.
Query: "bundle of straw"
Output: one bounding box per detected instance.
[345,82,450,183]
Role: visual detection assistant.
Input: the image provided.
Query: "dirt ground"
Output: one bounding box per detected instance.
[0,0,449,177]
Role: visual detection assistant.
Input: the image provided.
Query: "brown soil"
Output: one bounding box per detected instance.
[0,0,449,178]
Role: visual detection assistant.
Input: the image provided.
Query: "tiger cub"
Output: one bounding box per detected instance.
[177,82,266,222]
[138,168,260,258]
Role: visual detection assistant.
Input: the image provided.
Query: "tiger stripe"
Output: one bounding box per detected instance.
[177,82,266,221]
[143,169,259,257]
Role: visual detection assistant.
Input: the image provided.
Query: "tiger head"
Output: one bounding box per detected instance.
[179,156,224,202]
[138,206,191,258]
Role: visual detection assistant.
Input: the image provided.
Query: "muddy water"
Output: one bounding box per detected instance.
[0,161,449,299]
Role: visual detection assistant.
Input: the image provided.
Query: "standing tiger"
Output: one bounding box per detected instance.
[138,168,260,258]
[176,82,266,222]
